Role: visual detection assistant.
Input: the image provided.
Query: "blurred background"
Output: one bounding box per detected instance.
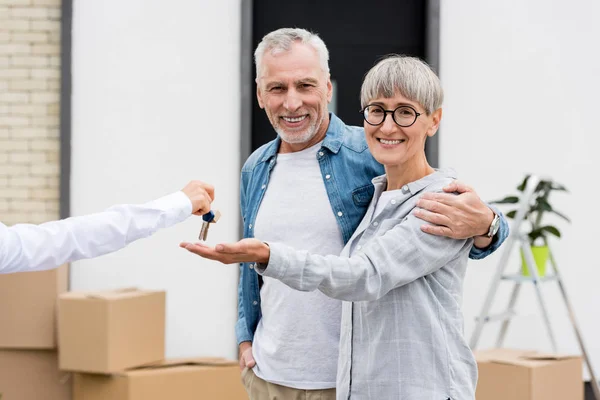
[0,0,599,398]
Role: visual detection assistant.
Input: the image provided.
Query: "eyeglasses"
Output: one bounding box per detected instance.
[359,104,422,127]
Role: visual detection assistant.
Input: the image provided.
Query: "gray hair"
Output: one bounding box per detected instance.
[360,55,443,115]
[254,28,330,79]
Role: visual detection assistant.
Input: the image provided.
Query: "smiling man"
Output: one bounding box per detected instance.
[227,28,507,400]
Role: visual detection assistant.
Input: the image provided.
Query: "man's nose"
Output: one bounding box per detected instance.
[283,90,302,112]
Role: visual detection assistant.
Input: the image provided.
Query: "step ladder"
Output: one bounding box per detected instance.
[469,174,599,399]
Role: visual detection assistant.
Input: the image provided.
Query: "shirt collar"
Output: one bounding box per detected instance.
[372,168,457,194]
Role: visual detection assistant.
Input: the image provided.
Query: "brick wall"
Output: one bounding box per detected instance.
[0,0,61,225]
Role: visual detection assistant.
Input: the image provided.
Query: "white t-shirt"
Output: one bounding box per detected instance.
[252,142,344,389]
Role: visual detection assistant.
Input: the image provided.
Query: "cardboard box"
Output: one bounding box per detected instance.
[0,265,68,349]
[475,348,583,400]
[58,288,165,373]
[73,358,248,400]
[0,349,71,400]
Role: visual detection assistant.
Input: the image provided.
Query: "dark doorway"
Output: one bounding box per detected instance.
[248,0,430,156]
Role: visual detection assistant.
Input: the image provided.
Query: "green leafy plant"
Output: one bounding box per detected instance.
[491,175,570,245]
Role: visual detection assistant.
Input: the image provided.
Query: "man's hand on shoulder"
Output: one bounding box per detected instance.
[414,180,494,245]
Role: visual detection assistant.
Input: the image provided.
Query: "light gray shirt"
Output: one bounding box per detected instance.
[258,169,477,400]
[252,142,343,389]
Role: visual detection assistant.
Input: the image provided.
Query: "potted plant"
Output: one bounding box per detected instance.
[491,175,570,277]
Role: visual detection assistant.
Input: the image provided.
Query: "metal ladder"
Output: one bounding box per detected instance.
[469,174,600,399]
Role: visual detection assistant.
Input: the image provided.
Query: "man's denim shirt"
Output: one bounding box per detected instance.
[236,113,509,344]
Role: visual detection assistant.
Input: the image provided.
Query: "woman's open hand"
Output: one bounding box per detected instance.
[180,238,270,265]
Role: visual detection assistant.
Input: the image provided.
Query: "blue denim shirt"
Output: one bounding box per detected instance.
[236,113,508,344]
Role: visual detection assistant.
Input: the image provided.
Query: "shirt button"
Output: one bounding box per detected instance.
[373,221,379,226]
[252,301,258,306]
[337,211,343,217]
[261,184,266,190]
[391,200,397,205]
[325,174,331,180]
[357,245,362,250]
[318,151,324,157]
[249,224,253,229]
[249,264,255,269]
[402,185,409,192]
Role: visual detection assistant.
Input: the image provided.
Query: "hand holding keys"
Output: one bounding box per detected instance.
[199,210,221,241]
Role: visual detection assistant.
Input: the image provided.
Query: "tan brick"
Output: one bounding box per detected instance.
[15,200,48,211]
[12,32,48,43]
[31,68,58,79]
[0,80,7,91]
[46,175,58,188]
[0,187,29,199]
[47,78,59,90]
[9,176,46,187]
[0,92,29,103]
[0,55,7,68]
[11,55,48,67]
[46,126,58,138]
[32,43,59,55]
[9,79,47,91]
[0,68,29,78]
[30,211,59,224]
[30,138,57,151]
[0,43,31,54]
[0,138,28,150]
[30,162,58,175]
[31,91,58,104]
[0,153,7,164]
[0,0,32,5]
[32,115,58,127]
[0,164,29,176]
[0,31,9,42]
[0,19,30,31]
[0,199,8,212]
[10,151,45,163]
[30,187,57,200]
[48,29,60,43]
[47,102,59,115]
[11,7,49,19]
[0,104,8,114]
[31,20,59,31]
[47,7,60,20]
[0,127,9,138]
[0,6,8,19]
[11,127,47,138]
[33,0,60,5]
[9,104,46,115]
[46,201,59,213]
[45,148,58,161]
[0,115,30,126]
[49,55,59,67]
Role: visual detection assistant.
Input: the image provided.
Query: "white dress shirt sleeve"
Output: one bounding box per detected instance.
[0,191,192,274]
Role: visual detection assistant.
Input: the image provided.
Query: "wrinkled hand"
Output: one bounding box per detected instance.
[180,180,215,216]
[414,180,494,239]
[179,238,270,264]
[239,341,256,371]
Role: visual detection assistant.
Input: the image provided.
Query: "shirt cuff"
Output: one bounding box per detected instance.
[255,242,288,280]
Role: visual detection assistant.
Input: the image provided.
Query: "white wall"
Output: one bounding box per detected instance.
[71,0,241,359]
[440,0,600,378]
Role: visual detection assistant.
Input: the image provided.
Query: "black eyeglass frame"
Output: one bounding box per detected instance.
[359,104,422,127]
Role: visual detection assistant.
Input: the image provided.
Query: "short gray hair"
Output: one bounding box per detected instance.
[360,55,443,115]
[254,28,330,79]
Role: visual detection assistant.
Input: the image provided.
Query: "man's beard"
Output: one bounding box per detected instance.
[274,112,325,144]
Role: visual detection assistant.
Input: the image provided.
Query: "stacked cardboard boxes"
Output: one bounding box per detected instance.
[475,348,583,400]
[58,288,247,400]
[0,265,71,400]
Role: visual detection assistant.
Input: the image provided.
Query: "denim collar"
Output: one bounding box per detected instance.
[259,113,345,163]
